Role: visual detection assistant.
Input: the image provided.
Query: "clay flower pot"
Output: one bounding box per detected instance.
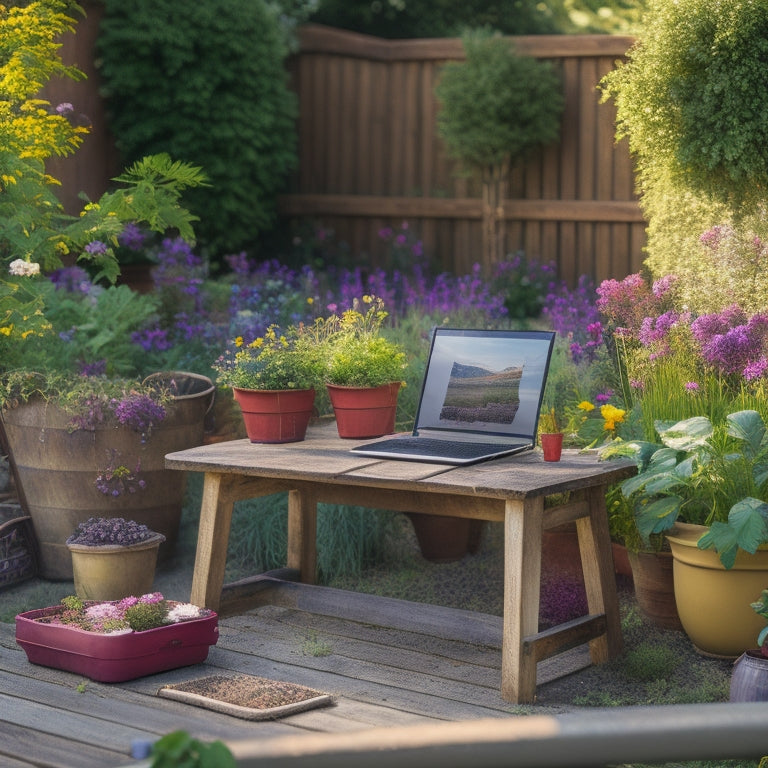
[326,382,401,439]
[540,432,564,462]
[233,388,316,443]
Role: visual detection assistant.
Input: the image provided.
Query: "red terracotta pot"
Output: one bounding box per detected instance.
[540,432,564,462]
[327,382,401,439]
[233,388,315,444]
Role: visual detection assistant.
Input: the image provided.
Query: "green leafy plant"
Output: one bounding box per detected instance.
[621,410,768,568]
[751,589,768,648]
[315,296,408,388]
[213,324,324,391]
[599,0,768,310]
[97,0,297,258]
[150,731,236,768]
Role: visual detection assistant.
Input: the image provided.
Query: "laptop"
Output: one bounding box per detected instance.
[350,327,556,465]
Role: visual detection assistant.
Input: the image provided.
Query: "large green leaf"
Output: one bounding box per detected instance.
[658,416,712,450]
[698,497,768,568]
[727,410,766,457]
[635,495,682,540]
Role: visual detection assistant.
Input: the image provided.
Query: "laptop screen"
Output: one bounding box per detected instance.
[414,328,556,440]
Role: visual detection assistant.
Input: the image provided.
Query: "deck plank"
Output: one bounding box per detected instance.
[0,581,590,767]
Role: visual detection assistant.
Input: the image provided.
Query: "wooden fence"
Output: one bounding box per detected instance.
[43,12,645,287]
[282,25,645,286]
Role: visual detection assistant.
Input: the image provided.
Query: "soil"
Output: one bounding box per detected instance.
[164,674,326,709]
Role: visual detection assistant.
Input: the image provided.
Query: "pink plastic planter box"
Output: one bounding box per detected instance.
[16,605,219,683]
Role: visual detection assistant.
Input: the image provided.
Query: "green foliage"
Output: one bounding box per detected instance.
[97,0,298,258]
[622,411,768,567]
[435,30,563,179]
[622,641,679,682]
[751,588,768,646]
[314,296,408,387]
[124,600,168,632]
[309,0,559,38]
[602,0,768,214]
[150,731,236,768]
[213,324,325,391]
[225,493,397,584]
[600,0,768,302]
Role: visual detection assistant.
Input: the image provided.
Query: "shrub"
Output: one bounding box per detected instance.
[600,0,768,308]
[309,0,559,38]
[97,0,298,258]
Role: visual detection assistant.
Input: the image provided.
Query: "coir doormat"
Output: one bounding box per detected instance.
[158,674,333,720]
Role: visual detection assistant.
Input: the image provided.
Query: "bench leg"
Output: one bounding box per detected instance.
[501,496,544,703]
[191,472,235,612]
[576,485,623,662]
[287,488,317,584]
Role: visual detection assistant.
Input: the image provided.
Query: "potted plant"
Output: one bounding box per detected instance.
[621,410,768,655]
[213,324,324,443]
[15,591,218,682]
[1,372,213,580]
[312,295,408,439]
[538,406,563,462]
[65,517,166,601]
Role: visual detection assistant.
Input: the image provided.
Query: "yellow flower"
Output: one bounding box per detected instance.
[234,336,244,347]
[306,297,314,305]
[0,326,13,336]
[600,404,626,432]
[577,401,595,412]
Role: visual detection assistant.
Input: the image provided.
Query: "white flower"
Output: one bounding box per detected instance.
[165,602,204,622]
[9,259,40,277]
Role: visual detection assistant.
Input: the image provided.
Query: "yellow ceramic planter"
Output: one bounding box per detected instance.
[667,522,768,657]
[68,534,165,601]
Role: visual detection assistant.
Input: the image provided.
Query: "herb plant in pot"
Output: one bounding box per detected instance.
[621,410,768,656]
[66,517,166,601]
[314,296,408,439]
[538,406,563,462]
[213,324,324,443]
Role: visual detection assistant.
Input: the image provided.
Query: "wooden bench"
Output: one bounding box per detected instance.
[166,423,636,703]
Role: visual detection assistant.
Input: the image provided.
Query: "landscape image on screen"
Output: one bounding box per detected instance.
[439,361,523,424]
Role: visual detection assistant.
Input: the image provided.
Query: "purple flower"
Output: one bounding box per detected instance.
[638,311,680,346]
[55,102,74,115]
[78,360,107,377]
[118,223,147,251]
[84,240,108,255]
[685,381,700,391]
[595,391,613,404]
[110,394,166,437]
[744,357,768,381]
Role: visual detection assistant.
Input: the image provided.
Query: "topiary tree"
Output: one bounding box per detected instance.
[435,30,563,272]
[600,0,768,311]
[97,0,298,260]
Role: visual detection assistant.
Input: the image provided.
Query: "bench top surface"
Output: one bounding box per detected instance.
[166,423,636,500]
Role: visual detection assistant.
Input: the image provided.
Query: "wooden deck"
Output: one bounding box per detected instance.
[0,577,591,768]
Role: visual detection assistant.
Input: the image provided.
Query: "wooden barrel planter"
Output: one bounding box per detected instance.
[1,372,213,580]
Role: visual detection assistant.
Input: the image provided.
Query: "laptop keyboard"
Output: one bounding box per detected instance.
[353,436,520,461]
